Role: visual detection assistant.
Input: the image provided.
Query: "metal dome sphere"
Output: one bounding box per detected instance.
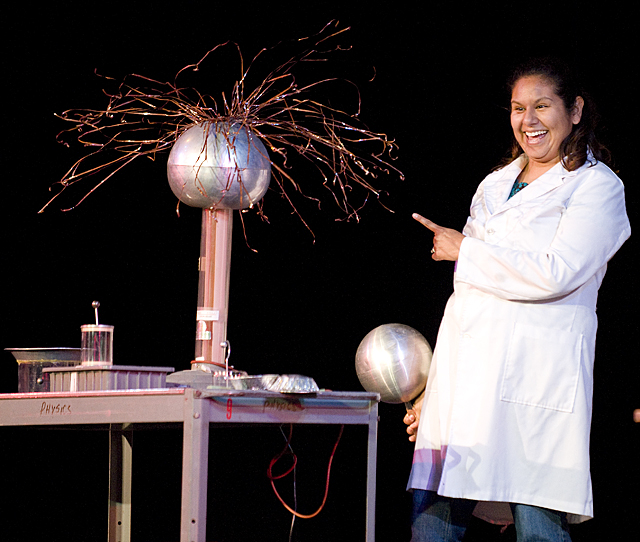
[167,121,271,209]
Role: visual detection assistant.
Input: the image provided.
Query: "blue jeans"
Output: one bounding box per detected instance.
[411,490,572,542]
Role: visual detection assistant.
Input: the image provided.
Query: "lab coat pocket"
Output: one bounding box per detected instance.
[500,323,582,412]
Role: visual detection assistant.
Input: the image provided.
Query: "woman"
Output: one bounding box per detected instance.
[404,58,630,541]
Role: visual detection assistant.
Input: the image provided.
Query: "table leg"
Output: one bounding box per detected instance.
[108,424,133,542]
[181,391,210,542]
[366,404,378,542]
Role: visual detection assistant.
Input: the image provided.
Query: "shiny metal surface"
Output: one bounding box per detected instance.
[5,347,81,393]
[167,122,271,209]
[5,347,81,362]
[230,374,279,391]
[92,300,101,324]
[44,365,174,392]
[267,374,320,394]
[166,368,248,389]
[355,324,432,404]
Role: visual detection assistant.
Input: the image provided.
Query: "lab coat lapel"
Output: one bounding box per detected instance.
[493,161,570,215]
[483,158,525,215]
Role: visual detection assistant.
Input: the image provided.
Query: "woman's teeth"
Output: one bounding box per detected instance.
[526,130,548,137]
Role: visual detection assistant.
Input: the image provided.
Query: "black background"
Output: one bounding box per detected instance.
[1,1,637,541]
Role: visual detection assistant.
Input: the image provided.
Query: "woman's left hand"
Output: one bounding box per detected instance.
[413,213,465,261]
[403,389,425,443]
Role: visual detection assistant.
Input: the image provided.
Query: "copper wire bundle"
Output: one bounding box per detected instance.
[43,21,403,237]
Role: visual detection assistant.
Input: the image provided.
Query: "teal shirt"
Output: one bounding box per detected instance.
[508,180,528,199]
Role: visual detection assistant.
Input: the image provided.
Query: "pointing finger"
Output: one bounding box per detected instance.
[412,213,441,232]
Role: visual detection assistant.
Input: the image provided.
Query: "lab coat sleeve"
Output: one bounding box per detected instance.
[455,167,631,301]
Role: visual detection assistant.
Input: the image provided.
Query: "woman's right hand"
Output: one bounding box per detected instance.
[403,389,425,442]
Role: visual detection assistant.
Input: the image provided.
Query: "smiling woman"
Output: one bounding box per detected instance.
[505,57,609,176]
[510,76,584,183]
[405,56,631,542]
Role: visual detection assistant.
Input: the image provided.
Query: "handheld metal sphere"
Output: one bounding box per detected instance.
[355,324,432,405]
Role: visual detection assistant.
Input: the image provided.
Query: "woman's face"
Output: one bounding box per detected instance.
[510,75,583,168]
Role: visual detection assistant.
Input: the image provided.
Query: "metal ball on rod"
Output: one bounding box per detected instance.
[355,323,432,410]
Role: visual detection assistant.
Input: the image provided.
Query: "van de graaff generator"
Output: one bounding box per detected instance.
[166,121,271,375]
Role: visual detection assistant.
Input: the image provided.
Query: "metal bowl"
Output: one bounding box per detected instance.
[5,348,82,393]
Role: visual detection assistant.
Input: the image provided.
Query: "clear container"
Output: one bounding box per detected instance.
[81,324,114,365]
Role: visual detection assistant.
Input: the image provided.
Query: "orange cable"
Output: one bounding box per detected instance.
[267,424,298,480]
[268,424,344,519]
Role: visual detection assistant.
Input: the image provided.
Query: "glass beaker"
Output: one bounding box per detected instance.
[81,324,114,365]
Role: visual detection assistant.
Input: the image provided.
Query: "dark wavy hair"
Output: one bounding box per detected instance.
[504,57,610,171]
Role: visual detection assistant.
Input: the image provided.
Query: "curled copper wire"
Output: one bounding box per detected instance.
[43,21,403,235]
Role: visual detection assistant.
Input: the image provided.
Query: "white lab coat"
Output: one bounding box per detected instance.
[407,155,631,524]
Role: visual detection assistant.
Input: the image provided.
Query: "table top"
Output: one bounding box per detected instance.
[0,388,380,427]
